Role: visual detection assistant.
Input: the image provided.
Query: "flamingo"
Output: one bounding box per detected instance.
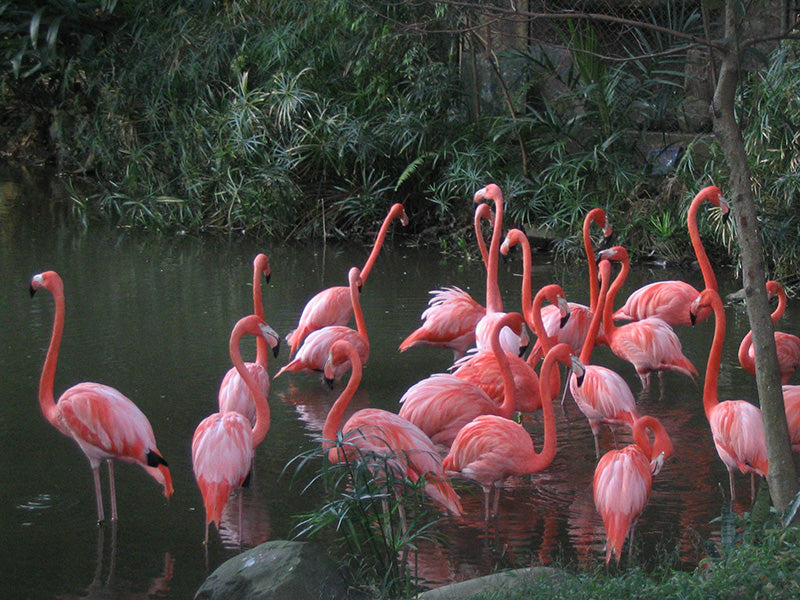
[781,385,800,453]
[399,312,525,448]
[597,245,697,392]
[275,266,368,383]
[321,339,463,517]
[612,185,729,327]
[473,183,529,355]
[690,288,768,504]
[287,203,407,356]
[398,203,491,360]
[192,314,280,544]
[570,258,639,458]
[218,253,280,424]
[738,280,800,384]
[593,414,673,564]
[443,343,582,523]
[529,207,613,364]
[29,270,173,524]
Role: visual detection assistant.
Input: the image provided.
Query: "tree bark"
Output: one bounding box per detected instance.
[711,3,798,513]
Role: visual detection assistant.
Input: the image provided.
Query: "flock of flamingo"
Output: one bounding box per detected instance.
[28,182,800,567]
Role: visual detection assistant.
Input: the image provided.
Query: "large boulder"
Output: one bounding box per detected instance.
[195,540,360,600]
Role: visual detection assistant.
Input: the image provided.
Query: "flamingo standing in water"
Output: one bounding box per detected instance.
[192,314,280,544]
[780,385,800,453]
[570,258,639,458]
[738,280,800,384]
[690,288,768,504]
[443,343,582,524]
[399,312,526,448]
[275,267,368,383]
[321,339,463,517]
[597,245,697,392]
[612,185,729,327]
[29,270,173,524]
[218,253,279,424]
[593,414,673,564]
[529,207,613,364]
[398,203,492,360]
[287,203,407,356]
[473,183,529,355]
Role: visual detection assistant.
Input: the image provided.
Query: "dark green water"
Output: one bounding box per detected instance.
[0,165,782,598]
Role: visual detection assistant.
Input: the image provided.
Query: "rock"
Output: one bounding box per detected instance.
[195,540,360,600]
[416,567,570,600]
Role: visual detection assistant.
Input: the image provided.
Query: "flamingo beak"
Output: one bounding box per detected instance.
[323,375,335,390]
[651,452,666,476]
[690,310,697,326]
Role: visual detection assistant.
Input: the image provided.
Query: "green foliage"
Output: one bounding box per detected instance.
[288,432,449,599]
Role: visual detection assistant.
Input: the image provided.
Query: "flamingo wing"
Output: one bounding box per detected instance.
[276,327,369,379]
[709,400,768,477]
[593,445,652,564]
[530,302,595,362]
[192,412,254,527]
[286,286,352,355]
[58,382,172,496]
[218,362,270,425]
[611,318,697,378]
[451,350,541,412]
[775,332,800,384]
[570,365,637,426]
[612,281,702,327]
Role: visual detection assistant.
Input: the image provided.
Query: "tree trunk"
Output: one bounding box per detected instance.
[711,3,798,513]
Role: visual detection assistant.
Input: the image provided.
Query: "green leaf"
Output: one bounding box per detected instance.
[30,8,44,48]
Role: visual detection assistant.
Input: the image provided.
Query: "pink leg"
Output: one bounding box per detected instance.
[728,469,737,505]
[92,464,105,524]
[107,460,118,522]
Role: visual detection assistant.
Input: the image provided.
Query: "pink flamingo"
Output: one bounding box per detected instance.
[529,207,612,363]
[398,204,491,360]
[192,314,280,544]
[321,339,463,517]
[218,253,279,424]
[570,258,638,458]
[29,270,173,524]
[593,414,673,564]
[690,288,768,504]
[399,312,525,448]
[738,280,800,384]
[473,183,528,355]
[781,385,800,453]
[287,203,407,356]
[597,245,697,392]
[443,343,581,523]
[275,267,368,383]
[612,185,729,327]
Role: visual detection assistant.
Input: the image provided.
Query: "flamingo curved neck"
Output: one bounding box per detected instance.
[474,204,492,270]
[580,261,611,364]
[38,277,65,430]
[485,194,504,313]
[584,209,604,311]
[230,321,271,448]
[360,204,405,282]
[772,283,787,323]
[529,347,565,470]
[492,318,518,417]
[350,274,368,344]
[688,192,718,292]
[703,292,726,418]
[509,231,532,323]
[321,347,362,455]
[738,330,755,372]
[530,286,558,354]
[602,256,629,337]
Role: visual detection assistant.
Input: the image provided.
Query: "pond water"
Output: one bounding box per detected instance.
[0,165,790,598]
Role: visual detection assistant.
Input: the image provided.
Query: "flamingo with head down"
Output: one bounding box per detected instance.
[593,413,673,564]
[30,270,173,524]
[612,185,729,327]
[597,245,697,392]
[321,339,463,517]
[738,280,800,384]
[275,267,368,384]
[287,203,407,356]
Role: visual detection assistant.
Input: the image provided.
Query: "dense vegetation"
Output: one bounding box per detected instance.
[2,1,800,287]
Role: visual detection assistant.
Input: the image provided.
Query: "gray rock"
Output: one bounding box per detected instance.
[195,540,359,600]
[416,567,570,600]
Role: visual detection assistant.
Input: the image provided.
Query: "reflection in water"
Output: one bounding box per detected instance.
[218,480,272,550]
[56,525,174,600]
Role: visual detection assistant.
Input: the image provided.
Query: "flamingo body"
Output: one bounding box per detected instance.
[782,385,800,452]
[323,340,462,517]
[30,270,173,523]
[451,350,540,412]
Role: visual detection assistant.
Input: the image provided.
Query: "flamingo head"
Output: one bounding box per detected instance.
[595,245,628,265]
[391,203,410,226]
[254,253,271,284]
[259,322,281,358]
[557,295,571,329]
[650,452,667,476]
[348,267,364,293]
[570,354,586,386]
[473,183,503,207]
[689,288,717,325]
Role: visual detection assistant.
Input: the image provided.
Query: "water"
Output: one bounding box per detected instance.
[0,165,789,598]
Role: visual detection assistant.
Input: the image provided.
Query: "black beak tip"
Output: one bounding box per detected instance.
[29,285,36,298]
[273,341,281,358]
[265,273,271,284]
[324,377,335,390]
[560,314,570,329]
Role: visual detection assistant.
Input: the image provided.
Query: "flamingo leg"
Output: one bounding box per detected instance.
[750,474,756,503]
[728,469,737,505]
[107,460,118,522]
[491,482,502,518]
[92,464,105,524]
[237,489,244,548]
